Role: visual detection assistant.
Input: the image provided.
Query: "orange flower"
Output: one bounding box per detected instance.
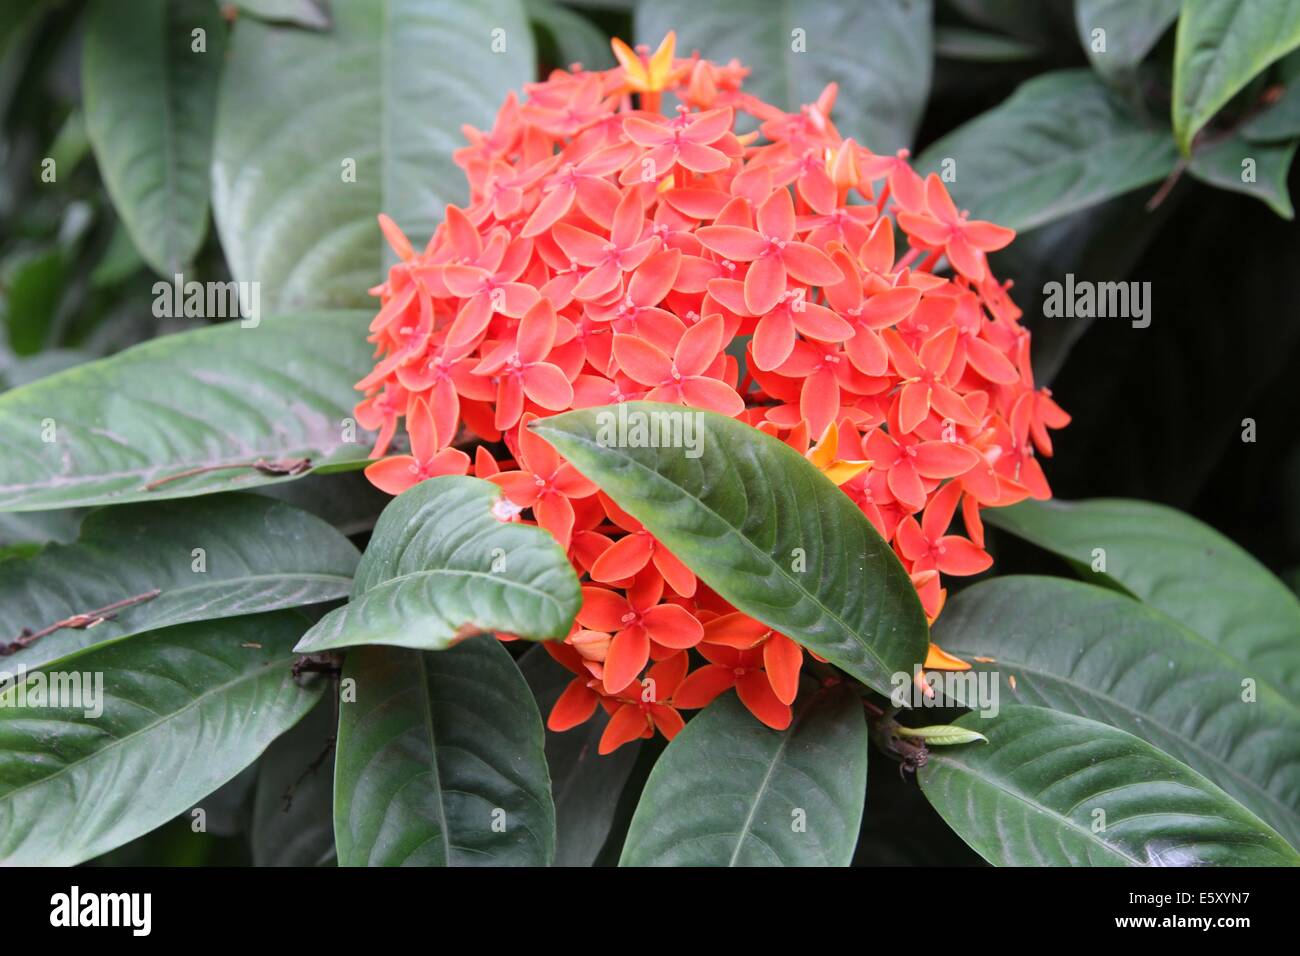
[354,33,1068,753]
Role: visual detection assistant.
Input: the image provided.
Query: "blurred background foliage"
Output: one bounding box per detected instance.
[2,0,1299,864]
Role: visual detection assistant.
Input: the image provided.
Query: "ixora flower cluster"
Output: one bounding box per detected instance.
[356,34,1068,754]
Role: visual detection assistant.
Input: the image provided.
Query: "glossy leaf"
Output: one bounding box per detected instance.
[1074,0,1179,82]
[0,311,375,511]
[1173,0,1300,154]
[518,644,640,866]
[917,69,1178,232]
[333,637,555,866]
[0,611,322,866]
[919,705,1300,866]
[0,494,358,671]
[83,0,224,277]
[620,687,868,866]
[635,0,932,152]
[531,403,929,696]
[934,576,1300,848]
[212,0,534,311]
[295,476,580,653]
[985,498,1300,699]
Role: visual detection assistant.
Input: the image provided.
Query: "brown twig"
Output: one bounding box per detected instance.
[3,588,162,655]
[281,734,337,813]
[142,457,311,491]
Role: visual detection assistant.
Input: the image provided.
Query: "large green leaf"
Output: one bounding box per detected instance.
[518,644,641,866]
[620,687,868,866]
[212,0,534,311]
[934,576,1300,849]
[916,70,1178,232]
[0,611,321,865]
[531,403,929,696]
[295,476,580,653]
[985,498,1300,699]
[333,637,555,866]
[1173,0,1300,154]
[635,0,932,152]
[1074,0,1180,82]
[918,705,1300,866]
[1,494,358,671]
[82,0,224,277]
[0,311,374,512]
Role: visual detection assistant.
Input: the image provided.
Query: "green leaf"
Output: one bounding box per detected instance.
[916,69,1178,232]
[528,0,615,71]
[1074,0,1179,82]
[620,687,868,866]
[918,704,1300,866]
[251,697,337,866]
[985,498,1300,700]
[1,494,358,671]
[1189,132,1297,217]
[227,0,332,30]
[896,724,987,746]
[531,403,929,696]
[295,476,580,654]
[0,311,375,512]
[519,644,641,866]
[212,0,534,311]
[0,611,322,866]
[333,637,555,866]
[635,0,932,152]
[83,0,224,277]
[934,26,1039,63]
[934,576,1300,848]
[1173,0,1300,154]
[1,247,64,356]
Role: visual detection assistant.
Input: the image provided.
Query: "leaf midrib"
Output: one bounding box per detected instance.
[536,424,904,681]
[726,708,800,866]
[0,653,292,806]
[950,643,1300,833]
[927,749,1143,866]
